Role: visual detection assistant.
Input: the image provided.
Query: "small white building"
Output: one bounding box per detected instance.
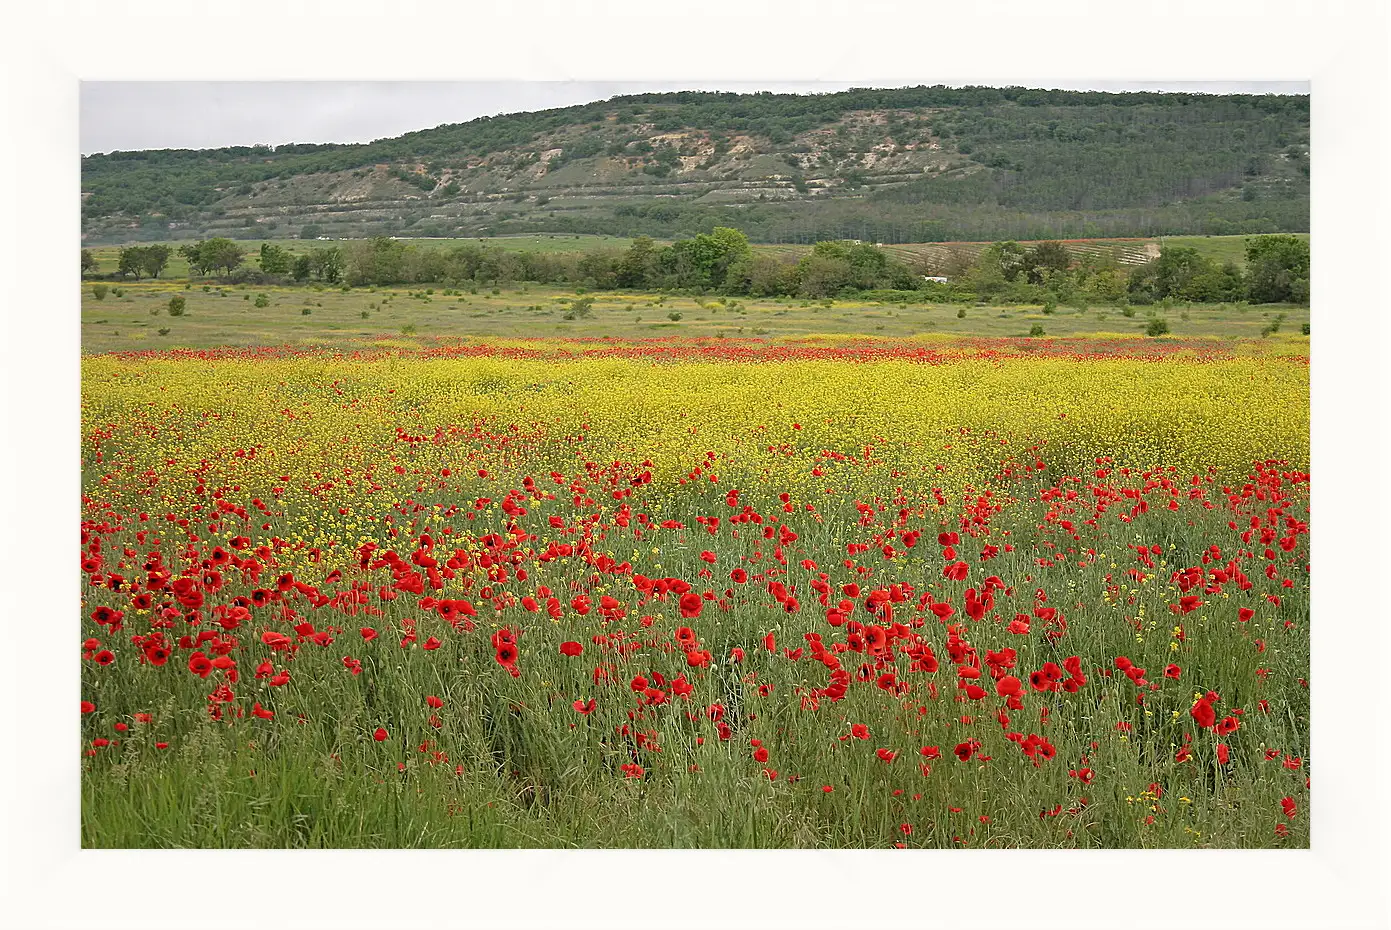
[922,275,949,284]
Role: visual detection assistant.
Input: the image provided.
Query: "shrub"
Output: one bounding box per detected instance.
[1145,317,1170,337]
[92,284,108,300]
[157,327,170,336]
[167,296,186,316]
[667,311,683,321]
[301,308,312,315]
[1028,324,1045,337]
[1121,305,1137,318]
[957,308,966,319]
[1301,322,1310,335]
[254,294,271,308]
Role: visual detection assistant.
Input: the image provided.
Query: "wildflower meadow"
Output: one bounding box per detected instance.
[79,337,1310,848]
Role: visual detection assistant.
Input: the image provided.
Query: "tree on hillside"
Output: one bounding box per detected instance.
[81,249,97,276]
[140,244,171,279]
[1245,235,1309,304]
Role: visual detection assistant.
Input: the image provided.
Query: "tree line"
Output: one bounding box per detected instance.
[83,231,1309,306]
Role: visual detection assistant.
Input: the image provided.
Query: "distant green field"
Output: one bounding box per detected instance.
[79,279,1308,355]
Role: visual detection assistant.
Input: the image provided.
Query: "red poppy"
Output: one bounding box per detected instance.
[426,695,444,709]
[679,591,704,618]
[1280,796,1297,819]
[373,727,389,742]
[559,641,584,657]
[1163,664,1182,679]
[187,652,212,678]
[876,749,898,762]
[1191,697,1217,729]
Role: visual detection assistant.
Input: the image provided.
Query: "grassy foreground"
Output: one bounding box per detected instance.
[81,342,1309,847]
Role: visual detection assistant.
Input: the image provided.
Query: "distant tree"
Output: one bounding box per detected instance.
[725,252,796,297]
[179,242,208,276]
[1187,260,1246,302]
[1023,241,1071,285]
[258,243,292,276]
[118,246,147,279]
[658,226,753,290]
[1152,246,1208,299]
[794,244,855,297]
[299,224,324,240]
[81,249,97,276]
[1245,235,1309,304]
[980,241,1030,282]
[291,253,312,282]
[310,246,344,284]
[615,236,658,288]
[140,244,171,279]
[201,238,245,275]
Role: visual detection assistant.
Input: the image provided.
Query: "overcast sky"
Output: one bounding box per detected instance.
[79,80,1310,156]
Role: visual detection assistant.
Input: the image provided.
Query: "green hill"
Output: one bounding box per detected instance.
[81,86,1309,245]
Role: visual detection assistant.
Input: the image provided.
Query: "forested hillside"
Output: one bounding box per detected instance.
[81,86,1309,244]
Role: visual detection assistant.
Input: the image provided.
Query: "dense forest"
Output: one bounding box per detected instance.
[81,86,1309,244]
